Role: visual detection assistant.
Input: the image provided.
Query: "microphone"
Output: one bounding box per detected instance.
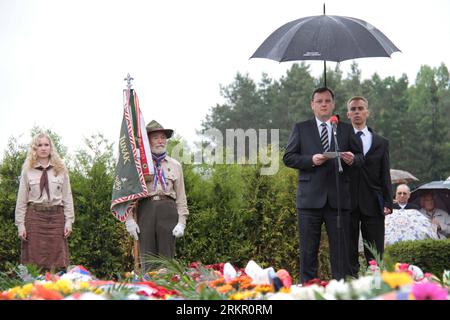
[329,115,343,173]
[330,115,339,134]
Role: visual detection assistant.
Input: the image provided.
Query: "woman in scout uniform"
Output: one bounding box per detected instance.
[15,132,75,270]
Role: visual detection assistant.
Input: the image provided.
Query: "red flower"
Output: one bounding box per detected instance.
[189,262,201,269]
[205,263,225,273]
[303,278,328,287]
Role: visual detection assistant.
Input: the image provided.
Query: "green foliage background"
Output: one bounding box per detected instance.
[385,239,450,277]
[1,63,449,282]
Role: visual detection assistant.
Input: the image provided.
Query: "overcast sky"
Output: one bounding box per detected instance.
[1,0,450,156]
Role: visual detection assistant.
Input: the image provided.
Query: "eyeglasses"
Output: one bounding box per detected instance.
[396,192,408,195]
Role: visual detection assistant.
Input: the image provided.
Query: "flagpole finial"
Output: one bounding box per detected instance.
[124,73,134,89]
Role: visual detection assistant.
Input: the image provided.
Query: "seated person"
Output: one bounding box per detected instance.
[393,184,419,210]
[419,192,450,239]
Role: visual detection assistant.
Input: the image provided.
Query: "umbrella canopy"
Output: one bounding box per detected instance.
[409,180,450,213]
[385,209,439,246]
[250,13,400,85]
[390,169,419,185]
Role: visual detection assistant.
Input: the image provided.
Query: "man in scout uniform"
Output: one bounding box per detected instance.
[125,120,189,269]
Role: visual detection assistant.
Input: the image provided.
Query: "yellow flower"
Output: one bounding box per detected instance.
[21,283,34,296]
[77,281,92,291]
[54,279,73,295]
[229,291,257,300]
[255,284,274,294]
[147,271,158,277]
[8,286,21,297]
[10,283,35,299]
[229,292,246,300]
[279,287,291,294]
[382,272,413,289]
[42,281,57,291]
[94,288,104,295]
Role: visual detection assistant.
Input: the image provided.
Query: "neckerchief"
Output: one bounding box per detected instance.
[35,165,53,200]
[152,152,167,191]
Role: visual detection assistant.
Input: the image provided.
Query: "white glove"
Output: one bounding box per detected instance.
[125,216,140,240]
[172,223,185,238]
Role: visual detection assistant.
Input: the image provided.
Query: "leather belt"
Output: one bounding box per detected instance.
[28,204,62,212]
[149,194,174,201]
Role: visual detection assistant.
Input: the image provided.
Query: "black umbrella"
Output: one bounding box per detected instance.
[409,180,450,213]
[250,6,400,85]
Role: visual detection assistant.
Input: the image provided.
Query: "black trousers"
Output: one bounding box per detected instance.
[297,202,351,283]
[348,208,385,277]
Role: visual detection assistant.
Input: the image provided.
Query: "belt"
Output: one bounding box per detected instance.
[149,194,174,201]
[28,204,62,212]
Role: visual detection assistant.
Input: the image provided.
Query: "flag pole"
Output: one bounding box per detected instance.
[123,73,141,274]
[124,73,134,90]
[132,206,141,274]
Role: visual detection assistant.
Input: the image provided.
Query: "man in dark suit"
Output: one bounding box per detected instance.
[346,96,393,277]
[283,87,363,283]
[393,184,420,210]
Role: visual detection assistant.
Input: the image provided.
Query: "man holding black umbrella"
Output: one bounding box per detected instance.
[283,87,363,283]
[346,96,393,277]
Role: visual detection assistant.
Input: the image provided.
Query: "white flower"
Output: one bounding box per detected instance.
[442,270,450,286]
[64,292,106,300]
[350,275,381,299]
[289,284,325,300]
[408,265,424,281]
[267,292,294,300]
[323,279,351,300]
[60,272,93,282]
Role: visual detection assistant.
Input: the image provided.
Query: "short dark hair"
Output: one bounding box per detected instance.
[311,87,335,101]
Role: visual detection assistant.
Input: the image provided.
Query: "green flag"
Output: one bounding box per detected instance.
[111,89,150,221]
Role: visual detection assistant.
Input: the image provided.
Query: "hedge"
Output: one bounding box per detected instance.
[384,239,450,276]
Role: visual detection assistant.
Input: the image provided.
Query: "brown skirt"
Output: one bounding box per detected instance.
[21,205,69,269]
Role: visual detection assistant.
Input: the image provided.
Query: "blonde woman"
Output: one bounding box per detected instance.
[15,132,75,270]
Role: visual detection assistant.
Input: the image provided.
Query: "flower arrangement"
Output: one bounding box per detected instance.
[0,258,448,300]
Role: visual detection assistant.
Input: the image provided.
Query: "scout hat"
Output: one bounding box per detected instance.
[146,120,174,139]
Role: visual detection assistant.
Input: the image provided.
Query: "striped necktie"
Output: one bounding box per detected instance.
[320,123,329,151]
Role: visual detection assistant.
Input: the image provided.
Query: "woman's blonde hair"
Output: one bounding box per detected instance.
[23,132,66,176]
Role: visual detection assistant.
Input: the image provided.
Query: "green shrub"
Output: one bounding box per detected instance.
[0,135,332,282]
[384,239,450,276]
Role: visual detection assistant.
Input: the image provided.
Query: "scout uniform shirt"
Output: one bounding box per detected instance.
[146,155,189,226]
[15,162,75,231]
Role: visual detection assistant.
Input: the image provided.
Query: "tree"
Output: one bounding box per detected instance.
[68,134,133,278]
[407,65,450,181]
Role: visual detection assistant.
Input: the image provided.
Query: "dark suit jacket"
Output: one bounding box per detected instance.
[349,128,393,216]
[283,119,363,210]
[393,203,420,210]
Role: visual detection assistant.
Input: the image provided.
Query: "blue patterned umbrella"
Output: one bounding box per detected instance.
[385,209,438,246]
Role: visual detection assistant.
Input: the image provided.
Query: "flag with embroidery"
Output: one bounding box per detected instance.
[111,89,153,221]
